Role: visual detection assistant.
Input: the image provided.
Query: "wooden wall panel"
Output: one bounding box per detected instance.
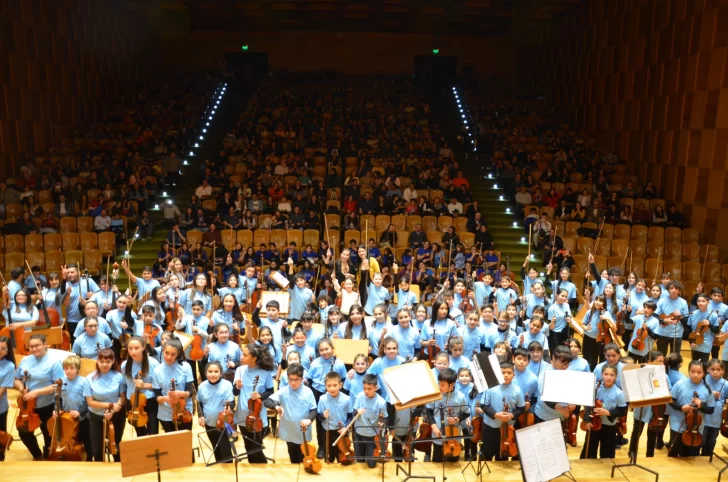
[0,0,156,179]
[522,0,728,251]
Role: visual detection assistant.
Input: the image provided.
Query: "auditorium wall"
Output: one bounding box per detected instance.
[0,0,157,179]
[160,30,516,78]
[521,0,728,249]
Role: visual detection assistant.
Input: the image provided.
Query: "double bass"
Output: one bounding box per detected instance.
[47,379,85,461]
[16,370,41,432]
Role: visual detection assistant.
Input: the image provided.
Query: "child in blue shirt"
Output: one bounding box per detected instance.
[427,368,470,462]
[655,280,689,355]
[318,371,352,463]
[494,276,517,317]
[687,294,720,362]
[447,337,472,373]
[456,367,478,461]
[579,364,627,459]
[512,347,539,418]
[287,272,314,321]
[479,360,525,461]
[58,354,92,462]
[197,361,235,463]
[344,354,368,399]
[86,348,125,462]
[306,338,348,452]
[702,359,728,456]
[352,374,388,468]
[628,301,660,364]
[264,364,317,464]
[668,359,715,457]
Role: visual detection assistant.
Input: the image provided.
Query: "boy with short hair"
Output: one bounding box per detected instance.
[318,372,352,463]
[628,301,660,363]
[264,364,317,463]
[427,368,470,462]
[288,273,314,322]
[352,374,388,468]
[512,347,539,424]
[59,355,93,461]
[253,299,287,351]
[479,360,525,460]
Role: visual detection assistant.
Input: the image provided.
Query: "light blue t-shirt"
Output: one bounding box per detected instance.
[152,361,194,422]
[233,365,275,428]
[197,379,235,424]
[268,384,317,443]
[72,332,112,359]
[16,353,64,408]
[86,370,124,416]
[0,359,15,414]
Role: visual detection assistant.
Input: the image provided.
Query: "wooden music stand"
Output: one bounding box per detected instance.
[120,430,193,482]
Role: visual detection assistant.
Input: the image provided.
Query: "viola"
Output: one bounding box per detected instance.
[443,408,462,458]
[216,401,235,432]
[648,404,668,433]
[336,421,355,465]
[414,413,433,453]
[48,380,85,461]
[300,425,322,474]
[516,395,535,429]
[170,378,192,426]
[373,414,391,458]
[127,371,149,427]
[471,402,483,442]
[16,370,41,433]
[688,312,712,346]
[681,390,703,447]
[631,324,650,352]
[189,319,205,361]
[104,403,118,458]
[245,375,263,432]
[499,401,518,458]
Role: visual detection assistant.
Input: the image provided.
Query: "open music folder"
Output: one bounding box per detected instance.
[619,363,672,407]
[516,418,572,482]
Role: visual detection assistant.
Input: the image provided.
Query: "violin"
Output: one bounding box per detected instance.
[216,401,236,433]
[300,424,322,474]
[516,394,535,429]
[648,404,668,433]
[104,403,118,459]
[471,402,483,442]
[580,381,603,432]
[16,370,41,433]
[336,421,355,465]
[499,400,518,459]
[127,371,148,427]
[373,414,392,458]
[595,309,613,345]
[170,378,192,426]
[615,292,629,336]
[189,319,205,361]
[720,403,728,438]
[222,355,235,382]
[245,375,263,432]
[443,407,462,458]
[681,390,703,447]
[47,379,85,461]
[414,413,433,453]
[36,285,61,327]
[618,415,628,436]
[631,323,650,352]
[425,332,440,368]
[562,409,578,447]
[0,429,12,457]
[164,290,177,331]
[688,311,712,346]
[144,322,160,348]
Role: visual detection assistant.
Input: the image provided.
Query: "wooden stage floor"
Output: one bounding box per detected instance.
[1,457,726,482]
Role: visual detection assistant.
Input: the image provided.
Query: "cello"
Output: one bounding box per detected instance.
[300,424,322,474]
[245,375,263,432]
[127,371,149,428]
[16,370,41,432]
[499,400,518,458]
[414,413,433,453]
[47,380,85,461]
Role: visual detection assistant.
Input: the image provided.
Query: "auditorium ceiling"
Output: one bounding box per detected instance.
[122,0,583,37]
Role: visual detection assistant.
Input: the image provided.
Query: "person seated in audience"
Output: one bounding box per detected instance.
[409,224,427,249]
[621,181,638,198]
[619,205,633,225]
[633,202,652,226]
[642,181,656,200]
[195,179,213,200]
[544,188,561,208]
[653,205,668,226]
[666,204,687,228]
[562,187,577,209]
[162,200,181,227]
[94,209,112,232]
[539,228,563,266]
[39,212,60,234]
[515,186,532,215]
[555,200,571,219]
[54,194,74,218]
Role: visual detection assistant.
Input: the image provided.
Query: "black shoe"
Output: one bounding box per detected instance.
[317,449,325,459]
[656,440,665,450]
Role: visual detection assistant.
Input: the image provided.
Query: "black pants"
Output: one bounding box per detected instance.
[580,424,618,459]
[354,434,376,468]
[18,403,54,459]
[188,359,207,388]
[480,424,507,461]
[464,438,477,459]
[126,398,159,436]
[206,425,233,463]
[668,429,701,457]
[621,329,633,351]
[0,409,6,461]
[286,441,304,464]
[656,335,680,357]
[692,350,709,362]
[548,329,569,353]
[88,410,125,462]
[582,336,603,370]
[702,426,720,457]
[239,427,267,463]
[629,352,647,364]
[160,420,195,462]
[68,321,80,346]
[323,429,343,463]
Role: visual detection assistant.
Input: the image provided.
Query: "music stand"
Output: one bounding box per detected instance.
[120,430,193,482]
[393,422,435,482]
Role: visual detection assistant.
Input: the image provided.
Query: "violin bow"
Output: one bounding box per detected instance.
[619,247,629,284]
[550,226,558,282]
[700,245,709,283]
[653,252,661,286]
[333,411,363,446]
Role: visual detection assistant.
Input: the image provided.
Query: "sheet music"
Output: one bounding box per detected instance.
[541,370,596,407]
[471,352,504,393]
[516,419,571,482]
[382,362,438,404]
[260,291,290,314]
[620,364,670,403]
